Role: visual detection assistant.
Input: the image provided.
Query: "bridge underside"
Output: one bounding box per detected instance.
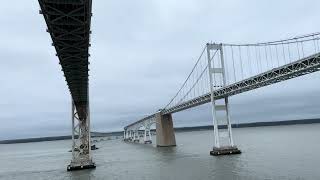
[39,0,92,119]
[39,0,94,171]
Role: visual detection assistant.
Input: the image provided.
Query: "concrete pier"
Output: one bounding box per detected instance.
[210,146,241,156]
[144,140,152,144]
[155,113,176,147]
[67,163,96,171]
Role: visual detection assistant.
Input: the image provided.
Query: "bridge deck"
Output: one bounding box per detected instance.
[125,52,320,129]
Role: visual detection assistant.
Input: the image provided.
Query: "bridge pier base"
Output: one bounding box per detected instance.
[133,130,140,143]
[128,131,133,141]
[210,146,241,156]
[156,113,176,147]
[144,127,152,144]
[67,100,95,171]
[123,130,129,141]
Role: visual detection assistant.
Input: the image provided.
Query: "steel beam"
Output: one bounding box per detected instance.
[67,98,95,171]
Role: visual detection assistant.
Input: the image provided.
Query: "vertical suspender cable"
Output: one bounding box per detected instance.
[212,50,217,90]
[268,45,273,68]
[281,42,286,64]
[254,46,258,74]
[254,46,260,74]
[231,46,236,82]
[287,43,292,62]
[296,39,301,59]
[316,36,320,52]
[300,41,305,58]
[196,59,199,97]
[200,55,204,95]
[312,35,317,53]
[275,44,280,67]
[222,45,229,85]
[264,45,269,70]
[238,46,244,79]
[247,46,252,76]
[258,46,263,72]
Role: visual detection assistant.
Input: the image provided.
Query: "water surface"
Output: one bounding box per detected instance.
[0,124,319,180]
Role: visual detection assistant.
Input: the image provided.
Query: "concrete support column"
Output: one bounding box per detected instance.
[155,112,176,147]
[133,130,139,143]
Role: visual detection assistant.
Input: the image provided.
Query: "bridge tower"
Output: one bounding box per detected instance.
[68,96,95,171]
[206,43,241,155]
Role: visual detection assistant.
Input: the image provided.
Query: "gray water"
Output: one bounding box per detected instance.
[1,124,320,180]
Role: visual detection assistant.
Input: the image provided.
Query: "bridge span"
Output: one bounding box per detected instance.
[36,0,320,168]
[124,33,320,155]
[38,0,94,170]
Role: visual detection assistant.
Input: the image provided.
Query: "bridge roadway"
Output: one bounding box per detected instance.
[125,52,320,129]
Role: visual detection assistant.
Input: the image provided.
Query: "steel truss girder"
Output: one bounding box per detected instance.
[162,52,320,114]
[126,52,320,129]
[39,0,92,120]
[124,116,154,142]
[124,114,156,130]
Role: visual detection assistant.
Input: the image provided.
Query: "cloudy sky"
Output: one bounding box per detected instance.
[1,0,320,140]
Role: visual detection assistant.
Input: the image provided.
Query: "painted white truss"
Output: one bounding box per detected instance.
[68,100,95,170]
[124,115,155,143]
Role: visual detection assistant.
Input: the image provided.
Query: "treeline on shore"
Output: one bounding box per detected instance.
[1,118,319,144]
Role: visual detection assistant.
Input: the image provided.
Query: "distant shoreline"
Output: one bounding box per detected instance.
[1,118,319,144]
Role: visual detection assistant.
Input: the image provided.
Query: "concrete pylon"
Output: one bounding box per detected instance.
[155,112,176,147]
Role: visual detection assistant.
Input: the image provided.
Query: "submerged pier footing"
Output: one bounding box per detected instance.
[67,163,96,171]
[144,140,152,144]
[210,146,241,156]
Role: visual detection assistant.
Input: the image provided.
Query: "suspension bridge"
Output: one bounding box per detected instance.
[123,33,320,156]
[36,0,320,172]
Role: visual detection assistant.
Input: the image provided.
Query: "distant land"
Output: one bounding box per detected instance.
[1,118,319,144]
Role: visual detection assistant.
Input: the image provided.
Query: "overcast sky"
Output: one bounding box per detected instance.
[1,0,320,140]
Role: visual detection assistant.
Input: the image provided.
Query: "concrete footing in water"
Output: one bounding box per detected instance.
[133,139,140,143]
[67,163,96,171]
[155,113,176,147]
[144,140,152,144]
[124,138,132,142]
[210,146,241,156]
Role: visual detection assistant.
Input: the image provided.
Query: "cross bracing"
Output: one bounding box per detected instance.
[39,0,92,120]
